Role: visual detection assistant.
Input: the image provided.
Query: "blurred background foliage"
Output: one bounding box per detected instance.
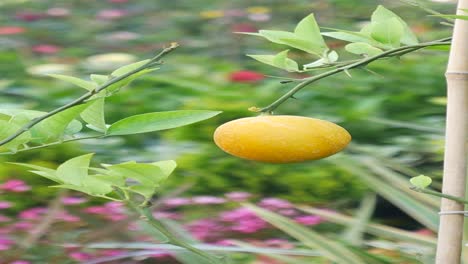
[0,0,454,232]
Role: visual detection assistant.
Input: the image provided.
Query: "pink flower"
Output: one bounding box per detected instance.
[0,201,12,209]
[228,71,264,83]
[19,207,47,219]
[15,12,44,22]
[231,23,257,33]
[0,179,31,192]
[225,192,251,202]
[100,249,126,256]
[56,212,81,223]
[0,236,14,250]
[414,228,434,236]
[163,197,191,207]
[153,211,181,220]
[32,44,61,54]
[0,26,26,35]
[83,202,126,221]
[278,209,297,216]
[220,208,267,233]
[10,261,31,264]
[294,215,322,226]
[46,7,70,17]
[192,196,226,205]
[258,198,292,210]
[18,208,46,220]
[14,221,35,230]
[187,219,224,241]
[97,9,128,20]
[61,196,87,205]
[248,13,271,22]
[0,215,11,222]
[69,251,92,261]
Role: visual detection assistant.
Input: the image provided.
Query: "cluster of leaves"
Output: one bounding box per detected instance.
[12,153,176,202]
[244,5,419,72]
[0,58,221,153]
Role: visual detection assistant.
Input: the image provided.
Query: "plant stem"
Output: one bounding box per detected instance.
[0,43,179,148]
[0,135,102,155]
[411,187,468,205]
[125,199,222,264]
[257,38,451,113]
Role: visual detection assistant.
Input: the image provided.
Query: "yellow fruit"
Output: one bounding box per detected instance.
[213,115,351,163]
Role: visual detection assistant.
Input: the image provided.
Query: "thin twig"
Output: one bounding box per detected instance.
[257,37,451,113]
[410,187,468,205]
[0,43,179,147]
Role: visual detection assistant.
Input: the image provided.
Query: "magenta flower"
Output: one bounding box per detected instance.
[294,215,322,226]
[32,44,61,54]
[10,261,31,264]
[19,207,47,219]
[278,209,297,216]
[69,251,92,261]
[0,215,11,222]
[220,207,267,233]
[153,211,181,220]
[0,26,26,35]
[163,197,191,207]
[83,202,126,221]
[15,11,44,22]
[192,196,226,205]
[100,249,127,257]
[258,198,292,210]
[97,9,128,20]
[224,192,252,202]
[0,201,12,209]
[13,221,35,230]
[61,196,87,205]
[0,236,14,250]
[56,212,81,223]
[187,219,224,241]
[46,7,70,17]
[0,179,31,192]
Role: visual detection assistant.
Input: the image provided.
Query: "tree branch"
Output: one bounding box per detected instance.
[257,37,451,113]
[0,43,179,147]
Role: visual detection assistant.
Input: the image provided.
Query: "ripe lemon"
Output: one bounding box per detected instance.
[213,115,351,163]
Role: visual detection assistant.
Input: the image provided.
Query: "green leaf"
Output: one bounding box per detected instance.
[245,204,364,264]
[258,30,326,55]
[56,153,94,186]
[92,173,126,187]
[8,162,61,183]
[107,110,222,136]
[247,50,299,72]
[48,74,97,91]
[371,5,418,45]
[30,103,89,143]
[80,98,107,132]
[105,162,166,186]
[0,120,31,152]
[342,193,377,246]
[432,14,468,20]
[90,74,109,85]
[336,157,439,231]
[111,59,150,77]
[345,42,383,56]
[410,175,433,189]
[294,14,323,43]
[152,160,177,177]
[298,206,436,246]
[81,175,114,195]
[322,31,375,45]
[106,68,157,93]
[370,17,403,48]
[257,30,297,46]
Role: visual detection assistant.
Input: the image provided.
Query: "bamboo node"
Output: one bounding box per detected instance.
[445,71,468,80]
[439,210,468,216]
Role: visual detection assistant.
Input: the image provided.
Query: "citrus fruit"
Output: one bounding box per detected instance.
[213,115,351,163]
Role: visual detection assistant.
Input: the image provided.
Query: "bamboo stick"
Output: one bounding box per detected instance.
[435,0,468,263]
